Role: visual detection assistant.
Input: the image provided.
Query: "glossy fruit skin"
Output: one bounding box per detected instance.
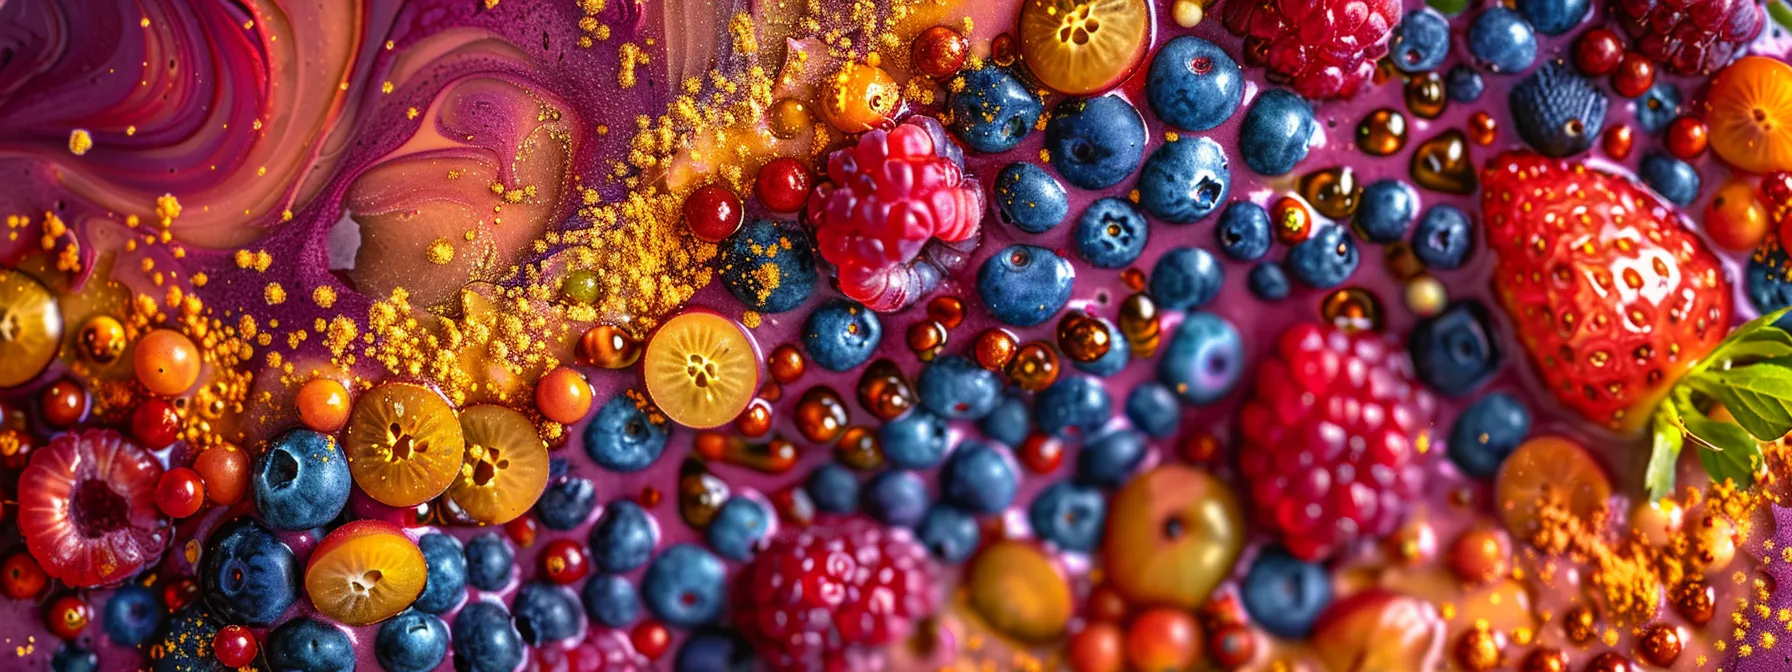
[19,429,169,588]
[1150,247,1222,310]
[210,624,257,668]
[1074,198,1150,268]
[1412,204,1474,269]
[1139,136,1232,224]
[706,496,770,561]
[1214,201,1271,261]
[641,544,727,628]
[581,574,640,628]
[1449,392,1532,480]
[1126,608,1201,670]
[1446,65,1485,103]
[1125,382,1182,438]
[452,601,525,672]
[200,518,298,627]
[718,220,817,313]
[1385,9,1447,72]
[41,380,89,428]
[912,26,969,78]
[102,585,162,646]
[979,396,1030,446]
[1029,480,1107,551]
[994,161,1070,234]
[1515,0,1589,34]
[306,520,428,626]
[863,470,930,528]
[153,466,205,518]
[536,367,594,425]
[0,269,62,388]
[252,429,350,530]
[1103,465,1245,609]
[1146,36,1243,131]
[684,184,745,242]
[1667,115,1709,159]
[134,329,201,397]
[1574,27,1624,75]
[1221,0,1399,99]
[1355,179,1418,243]
[1078,429,1148,488]
[1707,180,1770,250]
[1510,61,1607,158]
[513,582,583,645]
[1612,0,1764,75]
[2,552,46,599]
[462,531,515,592]
[535,477,598,530]
[583,394,669,472]
[47,594,92,640]
[939,442,1017,514]
[1639,152,1703,206]
[131,399,181,449]
[805,463,860,514]
[1708,57,1792,174]
[1035,375,1113,436]
[191,446,248,506]
[1288,225,1360,289]
[266,617,355,672]
[918,504,981,563]
[755,157,811,213]
[539,538,590,586]
[948,67,1042,153]
[802,299,881,372]
[1482,152,1731,430]
[1613,53,1656,98]
[1068,623,1124,672]
[1045,96,1147,190]
[1070,318,1130,377]
[978,245,1075,327]
[917,355,1002,420]
[375,609,449,672]
[1409,301,1504,397]
[414,533,467,614]
[1241,547,1334,638]
[1467,8,1538,74]
[590,499,657,573]
[295,378,350,433]
[1239,89,1317,176]
[879,408,949,470]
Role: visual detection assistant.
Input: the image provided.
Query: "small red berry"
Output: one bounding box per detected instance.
[1602,124,1634,160]
[132,398,182,449]
[541,539,590,585]
[504,516,538,548]
[40,380,89,428]
[155,467,206,518]
[631,621,672,660]
[683,184,744,242]
[1271,197,1312,245]
[1,552,48,599]
[911,26,970,79]
[47,594,91,640]
[1666,116,1709,160]
[213,625,258,667]
[755,158,811,213]
[1612,53,1655,98]
[1573,28,1624,76]
[1018,433,1065,474]
[163,578,199,612]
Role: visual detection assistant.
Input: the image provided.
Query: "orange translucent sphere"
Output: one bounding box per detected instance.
[1708,56,1792,174]
[193,446,250,506]
[134,329,201,397]
[296,378,351,433]
[536,366,594,424]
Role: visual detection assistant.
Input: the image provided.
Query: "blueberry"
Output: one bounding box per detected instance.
[880,409,950,468]
[979,396,1031,447]
[1516,0,1589,35]
[1045,95,1148,189]
[1149,247,1222,310]
[1139,136,1231,225]
[1468,8,1538,74]
[1074,198,1150,268]
[1071,317,1130,377]
[1125,382,1182,438]
[1354,179,1419,243]
[918,505,982,563]
[1146,36,1243,131]
[1215,201,1272,261]
[1035,375,1112,436]
[1510,61,1607,158]
[584,393,668,473]
[803,299,881,372]
[1078,428,1147,488]
[1447,65,1485,102]
[513,582,584,645]
[918,355,1002,420]
[200,518,298,627]
[1636,83,1682,134]
[102,585,162,647]
[1749,245,1792,313]
[452,601,525,672]
[1287,226,1360,288]
[1028,481,1107,551]
[862,469,930,528]
[1412,205,1475,269]
[642,544,727,627]
[52,645,97,672]
[1641,153,1701,206]
[1241,548,1334,639]
[807,463,861,514]
[949,67,1043,153]
[1157,311,1245,405]
[590,499,658,573]
[1410,301,1504,397]
[535,477,598,531]
[676,631,756,672]
[152,606,231,672]
[719,220,817,313]
[266,618,355,672]
[1449,392,1532,479]
[706,496,770,561]
[376,610,450,672]
[253,428,350,531]
[978,245,1075,327]
[415,533,468,614]
[994,162,1070,234]
[465,531,514,592]
[1390,9,1450,72]
[582,574,640,628]
[1238,89,1317,176]
[941,442,1018,514]
[1248,262,1292,301]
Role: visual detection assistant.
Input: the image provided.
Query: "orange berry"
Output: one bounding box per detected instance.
[1708,56,1792,174]
[1666,116,1709,159]
[194,445,250,505]
[1125,608,1201,670]
[536,367,594,424]
[1706,180,1770,251]
[1602,124,1634,160]
[1068,623,1125,672]
[134,329,201,397]
[296,378,351,432]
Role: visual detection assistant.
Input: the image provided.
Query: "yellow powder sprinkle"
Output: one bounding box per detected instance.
[264,283,286,305]
[426,238,456,265]
[311,286,338,309]
[68,129,92,156]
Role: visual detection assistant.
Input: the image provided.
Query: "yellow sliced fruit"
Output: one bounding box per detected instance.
[305,520,427,626]
[1493,436,1611,539]
[644,310,759,429]
[449,404,549,524]
[0,269,63,388]
[1019,0,1152,96]
[343,382,465,508]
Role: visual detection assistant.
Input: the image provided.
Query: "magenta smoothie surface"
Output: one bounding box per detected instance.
[2,0,1792,670]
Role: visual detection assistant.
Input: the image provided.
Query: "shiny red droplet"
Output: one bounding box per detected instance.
[213,625,259,668]
[684,184,745,242]
[756,158,811,213]
[155,467,206,518]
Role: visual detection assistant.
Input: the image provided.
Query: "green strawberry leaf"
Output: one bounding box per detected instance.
[1695,357,1792,441]
[1647,403,1684,500]
[1681,409,1760,488]
[1699,307,1792,371]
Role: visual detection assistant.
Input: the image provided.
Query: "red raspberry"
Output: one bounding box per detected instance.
[17,429,169,587]
[807,116,983,312]
[1237,323,1437,561]
[1222,0,1401,100]
[736,520,942,671]
[1611,0,1764,75]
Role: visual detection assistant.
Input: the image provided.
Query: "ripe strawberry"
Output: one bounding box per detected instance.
[1482,152,1732,431]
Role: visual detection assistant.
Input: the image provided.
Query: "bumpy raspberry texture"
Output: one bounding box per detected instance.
[1611,0,1764,75]
[1238,324,1437,561]
[1222,0,1402,100]
[807,116,984,312]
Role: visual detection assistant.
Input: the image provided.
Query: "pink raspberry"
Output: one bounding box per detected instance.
[1222,0,1402,100]
[1612,0,1764,75]
[1237,323,1437,561]
[807,116,983,312]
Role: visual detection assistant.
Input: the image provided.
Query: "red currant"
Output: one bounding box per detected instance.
[631,620,672,660]
[1572,28,1624,76]
[155,467,206,518]
[1018,434,1065,474]
[505,516,539,548]
[541,539,590,585]
[1612,53,1655,98]
[46,594,91,640]
[1666,116,1709,160]
[683,184,745,242]
[131,398,182,449]
[1602,124,1634,160]
[213,624,258,667]
[163,578,199,612]
[755,157,811,213]
[911,26,970,79]
[40,379,89,428]
[1,552,48,599]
